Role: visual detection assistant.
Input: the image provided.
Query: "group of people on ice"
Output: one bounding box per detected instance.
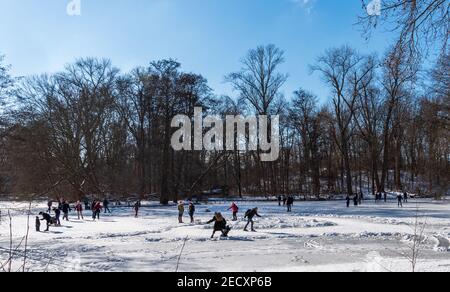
[277,195,295,212]
[36,197,139,232]
[176,200,262,238]
[346,191,410,208]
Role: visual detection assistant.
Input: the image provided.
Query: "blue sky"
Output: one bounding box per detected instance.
[0,0,398,101]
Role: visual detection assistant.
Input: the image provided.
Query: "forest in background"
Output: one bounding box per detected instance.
[0,0,448,203]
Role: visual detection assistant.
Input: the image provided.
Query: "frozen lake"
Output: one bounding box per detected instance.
[1,198,450,272]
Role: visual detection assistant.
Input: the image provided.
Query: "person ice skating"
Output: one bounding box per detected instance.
[353,195,358,206]
[47,200,53,213]
[397,194,403,207]
[286,196,294,212]
[178,201,185,223]
[278,195,282,206]
[188,202,195,223]
[134,200,141,218]
[359,192,363,205]
[207,212,231,239]
[75,201,84,220]
[53,207,61,226]
[384,192,387,203]
[103,198,111,213]
[228,202,239,221]
[346,195,351,208]
[84,198,90,210]
[62,201,71,221]
[92,201,102,220]
[35,216,41,232]
[39,212,52,232]
[244,208,261,232]
[283,195,287,206]
[403,192,408,203]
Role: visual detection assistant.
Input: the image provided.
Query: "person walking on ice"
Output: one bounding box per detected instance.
[103,198,111,213]
[62,201,71,221]
[207,212,231,239]
[346,195,351,208]
[244,207,261,232]
[75,201,84,220]
[397,194,403,208]
[47,200,53,213]
[188,202,195,223]
[403,192,408,203]
[92,201,102,220]
[286,196,294,212]
[53,207,61,226]
[178,201,185,223]
[134,200,141,218]
[228,202,239,221]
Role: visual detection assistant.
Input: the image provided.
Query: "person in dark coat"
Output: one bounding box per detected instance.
[39,212,52,232]
[397,194,403,207]
[346,195,351,208]
[47,200,53,213]
[353,195,358,206]
[35,216,41,232]
[283,196,287,206]
[277,195,282,206]
[244,208,261,232]
[62,201,71,221]
[134,200,141,218]
[207,212,230,238]
[53,207,61,226]
[84,198,90,210]
[188,202,195,223]
[403,192,408,203]
[103,198,111,213]
[286,196,294,212]
[384,192,387,203]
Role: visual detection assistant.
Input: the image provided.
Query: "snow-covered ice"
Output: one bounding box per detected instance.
[1,198,450,272]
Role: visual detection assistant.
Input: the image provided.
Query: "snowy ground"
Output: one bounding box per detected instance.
[1,198,450,272]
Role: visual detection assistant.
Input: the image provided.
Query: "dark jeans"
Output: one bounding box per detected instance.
[104,206,111,213]
[232,212,238,221]
[244,219,254,231]
[287,204,292,212]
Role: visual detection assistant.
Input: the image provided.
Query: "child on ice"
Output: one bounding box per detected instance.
[228,202,239,221]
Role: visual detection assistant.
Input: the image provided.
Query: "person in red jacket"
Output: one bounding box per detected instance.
[227,202,239,221]
[92,201,102,221]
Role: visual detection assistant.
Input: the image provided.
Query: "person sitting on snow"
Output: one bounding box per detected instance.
[207,212,231,239]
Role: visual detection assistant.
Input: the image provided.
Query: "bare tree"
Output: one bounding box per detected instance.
[226,44,288,115]
[360,0,449,57]
[290,89,323,198]
[311,46,375,196]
